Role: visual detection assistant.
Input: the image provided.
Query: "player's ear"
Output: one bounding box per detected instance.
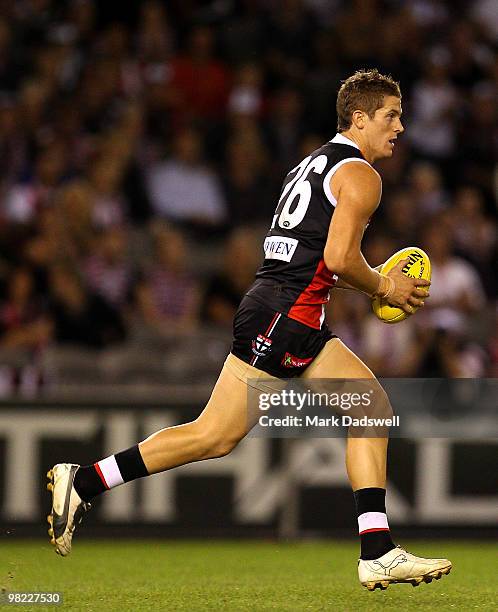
[351,110,366,130]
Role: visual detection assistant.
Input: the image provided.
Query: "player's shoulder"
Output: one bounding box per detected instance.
[335,158,380,180]
[333,159,381,196]
[331,157,381,207]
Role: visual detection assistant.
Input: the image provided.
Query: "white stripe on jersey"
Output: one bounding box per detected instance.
[330,133,361,149]
[322,157,373,206]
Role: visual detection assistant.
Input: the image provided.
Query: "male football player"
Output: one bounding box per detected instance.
[47,69,451,590]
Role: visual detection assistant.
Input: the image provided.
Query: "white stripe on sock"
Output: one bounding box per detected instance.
[358,511,389,533]
[98,455,124,489]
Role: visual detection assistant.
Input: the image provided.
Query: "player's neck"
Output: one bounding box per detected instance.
[340,130,374,163]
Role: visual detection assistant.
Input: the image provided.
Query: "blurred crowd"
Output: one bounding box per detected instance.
[0,0,496,394]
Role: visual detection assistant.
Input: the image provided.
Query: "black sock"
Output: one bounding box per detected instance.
[73,464,106,502]
[354,487,396,560]
[74,445,149,502]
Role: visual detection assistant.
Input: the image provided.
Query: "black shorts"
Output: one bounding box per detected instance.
[231,295,334,378]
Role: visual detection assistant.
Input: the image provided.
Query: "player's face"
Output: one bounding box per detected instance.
[366,96,404,161]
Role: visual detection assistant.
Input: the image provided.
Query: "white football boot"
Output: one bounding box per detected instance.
[46,463,91,556]
[358,545,452,591]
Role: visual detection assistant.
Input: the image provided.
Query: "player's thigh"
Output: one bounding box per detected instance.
[302,338,391,419]
[195,353,275,443]
[302,337,375,379]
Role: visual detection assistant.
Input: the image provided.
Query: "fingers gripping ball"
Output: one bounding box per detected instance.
[372,247,431,324]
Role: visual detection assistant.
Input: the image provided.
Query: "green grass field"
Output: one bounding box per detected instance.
[1,540,495,611]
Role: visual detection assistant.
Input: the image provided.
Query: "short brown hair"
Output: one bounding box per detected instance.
[336,69,401,131]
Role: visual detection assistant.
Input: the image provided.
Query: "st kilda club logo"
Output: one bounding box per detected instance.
[252,334,273,357]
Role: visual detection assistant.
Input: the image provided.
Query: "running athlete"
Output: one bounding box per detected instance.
[47,69,452,591]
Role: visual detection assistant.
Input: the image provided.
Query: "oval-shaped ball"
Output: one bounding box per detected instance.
[371,247,431,324]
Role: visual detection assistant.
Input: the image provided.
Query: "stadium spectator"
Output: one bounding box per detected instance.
[227,63,265,119]
[421,223,486,331]
[451,186,496,265]
[3,139,68,226]
[408,162,448,216]
[382,191,419,247]
[265,87,307,174]
[48,264,126,349]
[83,225,134,310]
[457,82,497,192]
[417,327,487,378]
[304,29,341,135]
[134,224,199,334]
[362,315,425,378]
[327,289,368,358]
[0,266,52,351]
[406,53,457,160]
[220,1,267,63]
[168,25,230,124]
[223,126,274,228]
[87,157,128,229]
[145,126,226,231]
[136,0,175,66]
[201,227,261,328]
[0,95,25,189]
[53,180,96,258]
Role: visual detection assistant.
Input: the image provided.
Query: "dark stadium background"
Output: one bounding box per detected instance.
[0,0,496,538]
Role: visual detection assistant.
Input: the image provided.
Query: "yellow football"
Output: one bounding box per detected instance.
[371,247,431,324]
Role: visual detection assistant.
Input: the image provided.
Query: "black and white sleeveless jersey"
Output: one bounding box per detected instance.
[245,133,374,330]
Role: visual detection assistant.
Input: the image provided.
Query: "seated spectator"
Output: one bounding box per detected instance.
[134,224,199,334]
[201,227,261,328]
[382,191,418,247]
[136,0,175,65]
[54,180,97,258]
[227,63,264,119]
[457,83,497,192]
[223,130,273,228]
[23,206,73,282]
[421,222,485,331]
[326,288,368,358]
[3,139,68,226]
[0,94,26,188]
[264,87,306,174]
[48,264,126,348]
[0,266,52,351]
[146,126,226,231]
[451,186,496,265]
[87,156,128,229]
[408,162,448,215]
[169,25,229,124]
[83,225,134,309]
[362,315,425,377]
[417,327,487,378]
[406,54,457,159]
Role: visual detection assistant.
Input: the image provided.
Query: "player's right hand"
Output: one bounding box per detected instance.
[386,259,430,314]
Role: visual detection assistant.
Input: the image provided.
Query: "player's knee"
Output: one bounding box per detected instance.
[211,436,240,458]
[367,383,393,420]
[195,427,242,460]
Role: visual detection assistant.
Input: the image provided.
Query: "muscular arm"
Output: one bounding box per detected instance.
[324,162,382,295]
[335,265,382,290]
